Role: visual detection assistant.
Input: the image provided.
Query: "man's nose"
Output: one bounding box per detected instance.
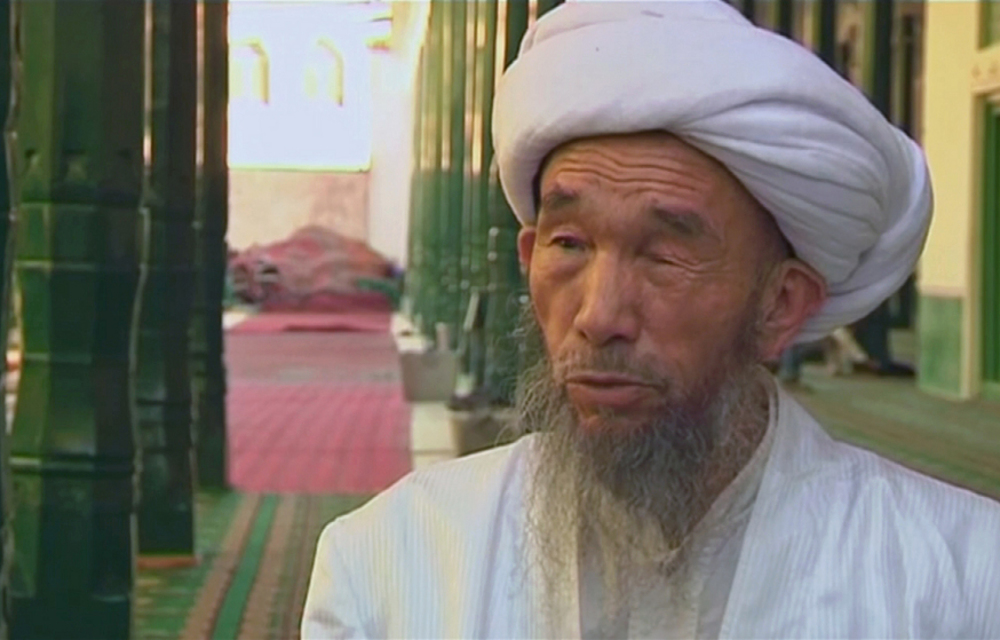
[572,255,640,346]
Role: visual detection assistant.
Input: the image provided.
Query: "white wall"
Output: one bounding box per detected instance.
[367,2,429,267]
[228,0,389,170]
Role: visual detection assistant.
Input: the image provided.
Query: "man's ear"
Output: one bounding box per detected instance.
[517,227,537,274]
[757,259,827,360]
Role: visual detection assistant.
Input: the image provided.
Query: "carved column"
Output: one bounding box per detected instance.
[483,0,529,405]
[439,0,466,348]
[0,1,14,637]
[416,0,445,336]
[193,0,229,489]
[136,0,198,562]
[8,1,145,637]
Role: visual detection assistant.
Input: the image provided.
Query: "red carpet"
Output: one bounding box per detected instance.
[260,291,392,314]
[226,320,411,494]
[228,312,390,335]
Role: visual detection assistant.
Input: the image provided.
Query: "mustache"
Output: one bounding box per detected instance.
[550,345,672,390]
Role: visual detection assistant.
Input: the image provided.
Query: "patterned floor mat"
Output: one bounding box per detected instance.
[226,330,411,494]
[136,492,370,640]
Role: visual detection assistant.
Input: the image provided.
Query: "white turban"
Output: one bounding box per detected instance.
[492,0,932,343]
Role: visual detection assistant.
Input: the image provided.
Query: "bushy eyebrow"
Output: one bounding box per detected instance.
[648,206,716,241]
[538,187,579,215]
[539,185,718,244]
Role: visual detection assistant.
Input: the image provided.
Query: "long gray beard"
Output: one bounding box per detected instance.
[512,308,768,630]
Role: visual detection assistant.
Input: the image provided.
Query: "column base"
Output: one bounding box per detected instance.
[11,596,130,640]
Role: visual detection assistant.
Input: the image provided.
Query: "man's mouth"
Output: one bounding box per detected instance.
[563,371,659,411]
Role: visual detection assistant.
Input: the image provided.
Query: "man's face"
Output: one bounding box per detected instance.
[518,132,785,436]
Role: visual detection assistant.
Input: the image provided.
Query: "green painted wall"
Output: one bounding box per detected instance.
[982,103,1000,389]
[918,295,964,397]
[983,0,1000,45]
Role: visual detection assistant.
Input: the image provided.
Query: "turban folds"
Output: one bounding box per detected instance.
[492,0,932,343]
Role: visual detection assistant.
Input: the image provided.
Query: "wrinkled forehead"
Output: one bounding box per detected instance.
[535,132,786,241]
[533,132,736,204]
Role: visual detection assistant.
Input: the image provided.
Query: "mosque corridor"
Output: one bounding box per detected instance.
[135,311,408,639]
[4,0,997,636]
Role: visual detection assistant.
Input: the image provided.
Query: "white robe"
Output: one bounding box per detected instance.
[302,387,1000,638]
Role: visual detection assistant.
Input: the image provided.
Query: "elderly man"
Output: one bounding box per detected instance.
[302,2,1000,638]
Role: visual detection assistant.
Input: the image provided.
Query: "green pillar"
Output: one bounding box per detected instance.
[429,0,456,341]
[0,1,15,637]
[136,0,198,561]
[816,0,837,67]
[892,11,918,137]
[458,0,479,361]
[982,105,1000,393]
[418,0,445,338]
[405,41,426,321]
[870,0,894,117]
[778,0,794,37]
[193,0,229,490]
[409,7,428,329]
[987,0,1000,45]
[751,0,777,30]
[8,1,145,638]
[536,0,564,17]
[483,200,525,405]
[441,0,467,349]
[469,0,499,388]
[483,0,529,405]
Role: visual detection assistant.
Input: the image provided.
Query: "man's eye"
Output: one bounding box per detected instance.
[648,254,680,266]
[551,236,585,251]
